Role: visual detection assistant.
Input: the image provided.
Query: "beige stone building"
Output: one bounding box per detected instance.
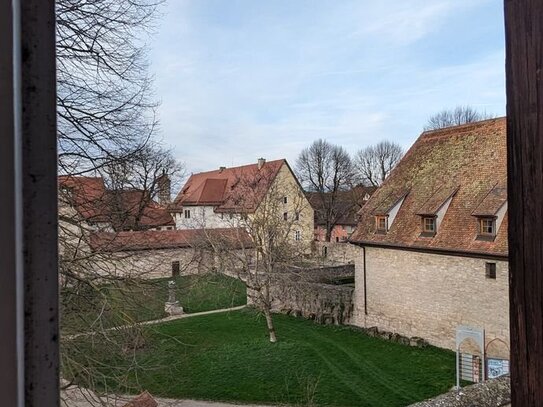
[170,158,314,250]
[349,118,509,359]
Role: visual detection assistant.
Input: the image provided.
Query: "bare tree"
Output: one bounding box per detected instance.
[296,139,354,242]
[56,0,163,176]
[101,145,185,231]
[201,165,312,343]
[423,105,495,131]
[354,141,403,187]
[53,0,193,402]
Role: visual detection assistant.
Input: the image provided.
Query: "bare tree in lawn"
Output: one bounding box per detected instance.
[354,141,403,187]
[201,165,312,343]
[423,105,495,131]
[296,139,354,242]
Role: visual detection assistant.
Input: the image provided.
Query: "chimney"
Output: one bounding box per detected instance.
[257,158,266,170]
[157,171,171,205]
[219,166,226,173]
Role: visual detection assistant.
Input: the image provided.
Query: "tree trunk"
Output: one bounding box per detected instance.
[325,224,332,242]
[263,308,277,343]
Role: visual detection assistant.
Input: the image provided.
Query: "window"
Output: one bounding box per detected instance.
[184,209,191,219]
[421,216,436,236]
[295,230,301,241]
[172,261,180,277]
[486,263,497,279]
[480,218,496,235]
[283,196,288,204]
[336,236,340,242]
[283,212,288,221]
[375,216,388,233]
[295,211,300,221]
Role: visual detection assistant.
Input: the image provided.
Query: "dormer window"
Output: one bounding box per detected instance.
[479,217,496,237]
[375,215,388,233]
[421,216,436,236]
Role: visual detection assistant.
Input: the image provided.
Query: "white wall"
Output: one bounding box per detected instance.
[174,206,239,229]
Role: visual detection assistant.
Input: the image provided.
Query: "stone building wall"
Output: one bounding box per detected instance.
[353,246,510,356]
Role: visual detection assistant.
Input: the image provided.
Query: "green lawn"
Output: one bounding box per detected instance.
[60,273,247,334]
[68,309,455,407]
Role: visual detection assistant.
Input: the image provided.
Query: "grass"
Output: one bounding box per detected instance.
[68,309,456,407]
[60,273,247,334]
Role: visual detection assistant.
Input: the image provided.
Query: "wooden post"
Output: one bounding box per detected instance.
[0,1,59,406]
[505,0,543,404]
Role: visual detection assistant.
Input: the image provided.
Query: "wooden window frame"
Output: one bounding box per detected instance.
[375,215,388,233]
[1,1,59,405]
[420,216,437,237]
[477,217,497,241]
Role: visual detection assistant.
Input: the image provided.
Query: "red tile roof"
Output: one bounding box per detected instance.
[89,228,253,252]
[171,159,285,213]
[59,176,174,230]
[350,117,508,258]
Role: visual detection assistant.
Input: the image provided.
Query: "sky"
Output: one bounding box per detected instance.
[149,0,505,174]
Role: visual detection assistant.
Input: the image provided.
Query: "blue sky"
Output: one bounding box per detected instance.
[149,0,505,173]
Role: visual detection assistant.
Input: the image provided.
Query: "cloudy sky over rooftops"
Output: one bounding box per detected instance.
[150,0,505,173]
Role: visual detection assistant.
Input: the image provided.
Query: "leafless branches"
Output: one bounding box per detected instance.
[423,105,495,131]
[354,140,403,188]
[56,0,164,175]
[296,139,354,242]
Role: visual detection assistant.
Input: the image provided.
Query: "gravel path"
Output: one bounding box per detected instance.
[65,305,247,340]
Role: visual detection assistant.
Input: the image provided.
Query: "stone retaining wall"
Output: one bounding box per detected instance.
[258,265,355,324]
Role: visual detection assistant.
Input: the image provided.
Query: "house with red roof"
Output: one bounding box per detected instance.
[170,158,314,247]
[349,118,509,363]
[59,175,175,232]
[307,185,376,243]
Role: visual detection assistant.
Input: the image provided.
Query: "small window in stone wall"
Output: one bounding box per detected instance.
[172,261,180,277]
[486,262,496,279]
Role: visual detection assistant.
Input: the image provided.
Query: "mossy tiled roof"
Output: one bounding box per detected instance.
[350,117,508,257]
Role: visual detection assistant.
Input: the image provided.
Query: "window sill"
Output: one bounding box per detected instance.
[476,234,496,242]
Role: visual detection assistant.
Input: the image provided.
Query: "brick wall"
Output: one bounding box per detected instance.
[353,246,509,356]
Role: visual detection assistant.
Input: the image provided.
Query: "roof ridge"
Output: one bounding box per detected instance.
[420,117,506,139]
[189,158,285,177]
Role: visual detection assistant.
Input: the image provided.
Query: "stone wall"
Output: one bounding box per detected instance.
[92,247,207,279]
[314,241,359,264]
[353,246,510,356]
[92,247,247,280]
[250,265,355,324]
